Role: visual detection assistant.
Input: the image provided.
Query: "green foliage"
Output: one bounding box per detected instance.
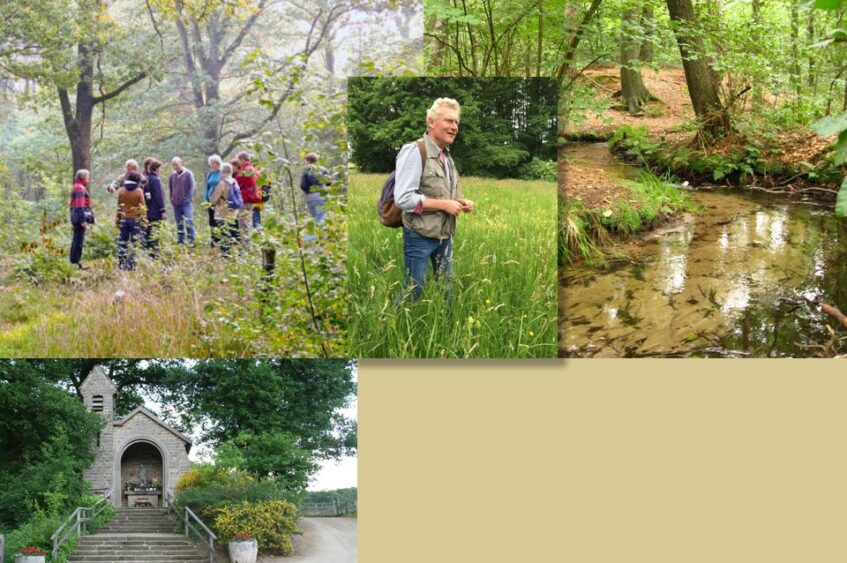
[349,173,557,358]
[0,362,102,529]
[517,158,557,182]
[302,487,357,506]
[214,500,299,555]
[2,510,67,562]
[175,467,294,522]
[174,465,300,555]
[836,177,847,217]
[160,360,356,481]
[347,77,557,178]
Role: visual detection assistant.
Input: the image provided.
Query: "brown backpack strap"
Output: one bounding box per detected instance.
[416,141,426,168]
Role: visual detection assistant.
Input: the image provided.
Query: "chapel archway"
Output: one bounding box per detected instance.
[118,441,165,508]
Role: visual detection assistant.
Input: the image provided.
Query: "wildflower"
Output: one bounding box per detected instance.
[529,331,535,337]
[485,299,491,305]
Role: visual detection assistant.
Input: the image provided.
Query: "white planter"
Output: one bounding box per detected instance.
[15,555,46,563]
[228,540,258,563]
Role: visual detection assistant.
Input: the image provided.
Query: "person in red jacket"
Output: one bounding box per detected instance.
[235,151,262,242]
[69,169,95,269]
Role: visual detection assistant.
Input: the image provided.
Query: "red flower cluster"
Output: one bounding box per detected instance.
[232,532,254,541]
[18,547,45,555]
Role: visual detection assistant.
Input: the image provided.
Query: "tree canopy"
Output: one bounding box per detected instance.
[347,76,558,177]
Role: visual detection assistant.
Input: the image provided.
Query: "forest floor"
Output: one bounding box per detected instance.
[560,66,838,212]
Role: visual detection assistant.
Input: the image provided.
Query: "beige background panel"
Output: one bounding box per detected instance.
[359,359,847,562]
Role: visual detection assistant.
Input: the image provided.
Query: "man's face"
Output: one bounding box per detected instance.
[428,107,460,148]
[172,160,183,173]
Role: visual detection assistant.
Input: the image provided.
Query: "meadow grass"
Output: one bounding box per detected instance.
[0,193,347,357]
[349,173,557,358]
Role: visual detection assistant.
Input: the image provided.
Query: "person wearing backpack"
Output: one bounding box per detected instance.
[204,154,223,247]
[393,97,474,301]
[209,162,240,255]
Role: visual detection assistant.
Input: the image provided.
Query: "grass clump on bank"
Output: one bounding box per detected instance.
[561,170,700,267]
[609,123,841,187]
[349,173,557,358]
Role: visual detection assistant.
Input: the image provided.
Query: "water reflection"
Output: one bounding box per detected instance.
[562,189,847,357]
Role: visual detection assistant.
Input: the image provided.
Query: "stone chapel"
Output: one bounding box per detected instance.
[80,365,192,508]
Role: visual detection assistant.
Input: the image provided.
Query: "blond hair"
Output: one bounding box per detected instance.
[426,97,461,125]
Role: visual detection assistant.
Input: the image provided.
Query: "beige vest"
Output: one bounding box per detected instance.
[402,134,462,240]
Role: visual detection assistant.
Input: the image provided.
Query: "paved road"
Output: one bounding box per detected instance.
[258,517,357,563]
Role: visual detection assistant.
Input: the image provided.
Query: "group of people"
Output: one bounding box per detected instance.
[70,151,328,270]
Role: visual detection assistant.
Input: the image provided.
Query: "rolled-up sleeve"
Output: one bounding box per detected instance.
[394,143,425,213]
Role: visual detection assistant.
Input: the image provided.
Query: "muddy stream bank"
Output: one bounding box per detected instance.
[561,143,847,358]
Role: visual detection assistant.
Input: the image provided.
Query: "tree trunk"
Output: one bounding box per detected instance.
[426,0,449,68]
[666,0,730,140]
[751,0,763,106]
[639,6,654,63]
[807,9,816,92]
[620,6,653,114]
[536,0,544,77]
[790,1,801,101]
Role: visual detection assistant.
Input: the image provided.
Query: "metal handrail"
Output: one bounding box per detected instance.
[165,493,216,563]
[51,491,112,558]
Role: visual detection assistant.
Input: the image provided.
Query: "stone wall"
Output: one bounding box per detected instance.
[81,371,116,495]
[114,414,191,504]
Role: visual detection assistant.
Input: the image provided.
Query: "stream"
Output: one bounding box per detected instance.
[560,143,847,358]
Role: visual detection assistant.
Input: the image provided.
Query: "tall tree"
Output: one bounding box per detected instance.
[619,5,654,114]
[151,0,347,157]
[0,0,150,175]
[665,0,730,140]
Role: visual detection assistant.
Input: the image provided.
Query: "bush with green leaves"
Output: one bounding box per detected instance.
[214,500,299,555]
[174,465,297,525]
[517,157,557,182]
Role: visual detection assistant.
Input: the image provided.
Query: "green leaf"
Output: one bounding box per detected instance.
[815,0,845,9]
[835,131,847,165]
[813,112,847,136]
[836,177,847,218]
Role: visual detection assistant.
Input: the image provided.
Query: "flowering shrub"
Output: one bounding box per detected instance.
[17,547,45,555]
[232,531,255,542]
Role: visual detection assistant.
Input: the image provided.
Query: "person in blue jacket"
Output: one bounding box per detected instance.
[143,159,167,257]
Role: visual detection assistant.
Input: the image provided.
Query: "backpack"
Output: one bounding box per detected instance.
[227,179,243,210]
[377,141,426,228]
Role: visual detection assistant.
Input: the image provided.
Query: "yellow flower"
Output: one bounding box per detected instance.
[528,331,535,337]
[485,299,491,305]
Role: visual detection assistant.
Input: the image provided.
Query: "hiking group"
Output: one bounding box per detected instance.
[378,97,475,300]
[69,152,329,270]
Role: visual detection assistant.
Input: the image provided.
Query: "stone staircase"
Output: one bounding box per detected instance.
[68,508,210,563]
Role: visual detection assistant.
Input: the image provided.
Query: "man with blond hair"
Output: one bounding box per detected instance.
[106,159,140,193]
[393,97,474,300]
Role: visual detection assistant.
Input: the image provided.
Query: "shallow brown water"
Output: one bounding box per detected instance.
[560,146,847,358]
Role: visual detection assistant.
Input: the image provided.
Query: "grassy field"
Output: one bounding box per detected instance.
[349,173,557,358]
[0,190,347,357]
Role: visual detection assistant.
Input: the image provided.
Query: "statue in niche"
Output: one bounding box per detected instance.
[138,464,148,486]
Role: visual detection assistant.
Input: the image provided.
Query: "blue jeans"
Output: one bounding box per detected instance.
[402,227,452,301]
[118,219,141,271]
[306,192,326,225]
[252,207,262,228]
[173,201,195,245]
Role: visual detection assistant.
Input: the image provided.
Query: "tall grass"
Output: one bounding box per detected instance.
[349,173,557,358]
[0,192,347,357]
